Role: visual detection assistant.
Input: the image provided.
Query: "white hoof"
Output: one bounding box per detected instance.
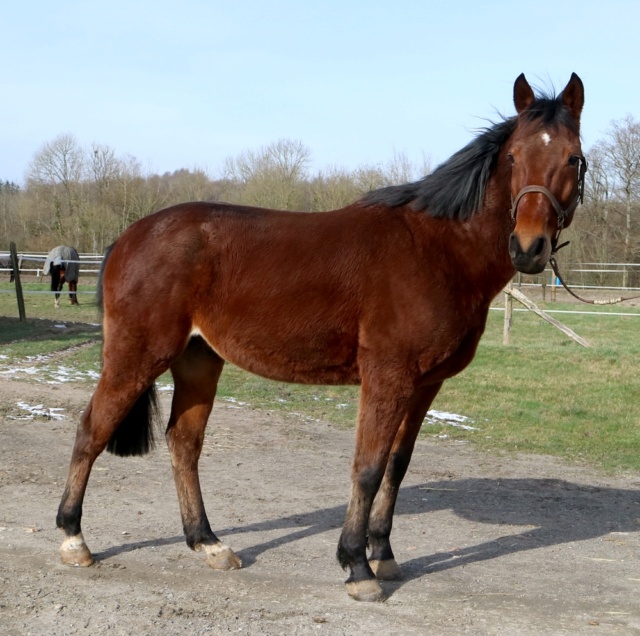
[60,534,93,567]
[345,578,386,602]
[197,542,242,570]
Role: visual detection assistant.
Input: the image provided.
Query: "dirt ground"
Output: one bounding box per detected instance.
[1,377,640,635]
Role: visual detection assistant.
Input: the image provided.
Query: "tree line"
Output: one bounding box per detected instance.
[0,135,428,255]
[1,116,639,283]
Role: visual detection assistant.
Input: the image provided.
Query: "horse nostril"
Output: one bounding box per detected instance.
[531,237,547,259]
[508,233,520,258]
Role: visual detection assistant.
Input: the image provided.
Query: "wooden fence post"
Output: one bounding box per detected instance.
[9,242,26,322]
[503,279,513,345]
[504,286,590,347]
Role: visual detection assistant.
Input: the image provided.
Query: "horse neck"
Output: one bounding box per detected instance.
[410,171,515,306]
[469,174,517,298]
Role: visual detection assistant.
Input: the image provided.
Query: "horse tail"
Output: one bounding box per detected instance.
[106,385,160,457]
[98,240,160,457]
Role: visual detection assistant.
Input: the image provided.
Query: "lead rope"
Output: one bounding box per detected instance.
[548,247,640,306]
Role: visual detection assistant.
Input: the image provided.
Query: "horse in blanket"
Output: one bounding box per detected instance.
[43,246,80,307]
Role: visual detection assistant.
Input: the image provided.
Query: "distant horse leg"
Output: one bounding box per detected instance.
[68,279,79,304]
[51,266,63,308]
[166,337,241,570]
[368,382,443,580]
[337,370,415,602]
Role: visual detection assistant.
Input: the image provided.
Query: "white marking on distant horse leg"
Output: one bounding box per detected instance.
[197,542,242,570]
[541,132,552,146]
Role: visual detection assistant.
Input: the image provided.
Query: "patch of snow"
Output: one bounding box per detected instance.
[423,410,479,431]
[222,397,247,406]
[14,401,65,421]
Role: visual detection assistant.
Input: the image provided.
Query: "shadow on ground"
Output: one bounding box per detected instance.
[93,476,640,595]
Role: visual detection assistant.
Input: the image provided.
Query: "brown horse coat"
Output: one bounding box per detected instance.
[57,73,586,602]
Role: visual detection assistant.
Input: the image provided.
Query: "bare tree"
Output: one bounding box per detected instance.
[0,182,20,247]
[223,139,311,210]
[310,167,364,211]
[162,168,218,202]
[27,133,85,187]
[26,133,87,239]
[598,115,640,284]
[90,143,120,198]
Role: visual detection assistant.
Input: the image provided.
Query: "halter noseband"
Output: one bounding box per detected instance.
[511,156,587,242]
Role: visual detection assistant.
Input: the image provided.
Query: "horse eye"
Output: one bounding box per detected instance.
[568,155,580,166]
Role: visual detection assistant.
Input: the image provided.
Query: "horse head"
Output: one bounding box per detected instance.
[507,73,586,274]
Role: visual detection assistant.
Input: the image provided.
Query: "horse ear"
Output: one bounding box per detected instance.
[513,73,535,114]
[560,72,584,123]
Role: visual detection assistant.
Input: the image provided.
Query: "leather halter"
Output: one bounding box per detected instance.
[511,156,588,238]
[507,156,640,306]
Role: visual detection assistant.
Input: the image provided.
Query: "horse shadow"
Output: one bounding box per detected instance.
[94,476,640,593]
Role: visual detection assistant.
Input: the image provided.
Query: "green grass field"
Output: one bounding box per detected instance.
[1,280,638,471]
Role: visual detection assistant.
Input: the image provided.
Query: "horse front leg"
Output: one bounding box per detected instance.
[337,370,415,602]
[368,382,443,581]
[167,337,241,571]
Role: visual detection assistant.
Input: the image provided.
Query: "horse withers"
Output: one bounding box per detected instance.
[43,246,80,307]
[56,74,586,601]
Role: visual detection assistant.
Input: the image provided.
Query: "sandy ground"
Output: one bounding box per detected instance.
[1,376,640,635]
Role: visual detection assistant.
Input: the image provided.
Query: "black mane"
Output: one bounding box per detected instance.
[361,91,579,220]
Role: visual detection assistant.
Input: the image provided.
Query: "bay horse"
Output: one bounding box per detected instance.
[57,73,586,602]
[43,245,80,307]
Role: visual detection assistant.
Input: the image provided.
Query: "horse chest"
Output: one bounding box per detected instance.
[415,324,485,385]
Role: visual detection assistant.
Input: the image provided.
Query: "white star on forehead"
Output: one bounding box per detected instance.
[541,132,552,146]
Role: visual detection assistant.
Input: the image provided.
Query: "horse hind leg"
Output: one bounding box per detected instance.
[51,267,64,308]
[56,375,162,566]
[167,336,241,571]
[56,319,183,566]
[68,279,79,304]
[367,382,443,581]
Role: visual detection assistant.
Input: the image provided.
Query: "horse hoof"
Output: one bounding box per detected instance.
[200,544,242,571]
[345,579,386,602]
[369,558,403,581]
[60,535,94,567]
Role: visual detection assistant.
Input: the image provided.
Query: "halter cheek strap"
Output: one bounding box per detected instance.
[510,156,587,244]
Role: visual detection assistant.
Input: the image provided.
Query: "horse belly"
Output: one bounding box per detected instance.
[194,318,361,386]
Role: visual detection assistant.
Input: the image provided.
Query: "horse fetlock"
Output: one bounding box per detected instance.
[345,578,386,602]
[197,542,242,571]
[59,533,94,567]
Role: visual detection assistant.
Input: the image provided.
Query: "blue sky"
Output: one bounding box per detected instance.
[2,1,638,185]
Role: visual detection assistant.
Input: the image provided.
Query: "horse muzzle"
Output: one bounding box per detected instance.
[508,232,551,274]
